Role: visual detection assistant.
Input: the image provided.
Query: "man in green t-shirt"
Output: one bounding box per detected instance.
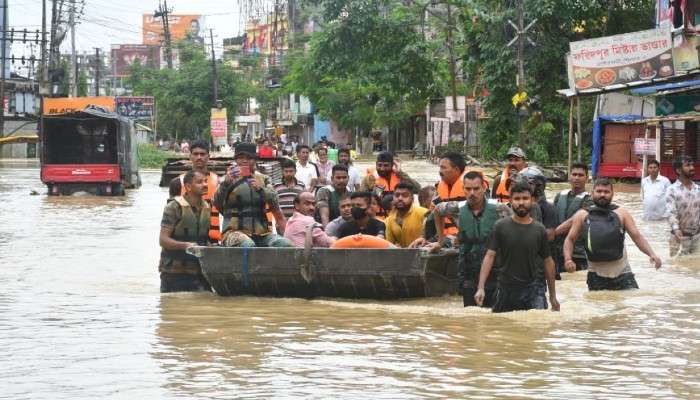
[475,182,560,313]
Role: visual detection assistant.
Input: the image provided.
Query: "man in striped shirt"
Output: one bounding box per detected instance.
[274,159,307,219]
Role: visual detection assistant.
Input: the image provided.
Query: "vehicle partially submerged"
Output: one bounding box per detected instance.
[40,99,140,196]
[190,247,460,300]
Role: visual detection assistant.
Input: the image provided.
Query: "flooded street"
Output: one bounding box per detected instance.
[1,160,700,399]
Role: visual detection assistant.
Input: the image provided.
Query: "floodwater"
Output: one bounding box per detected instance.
[1,160,699,399]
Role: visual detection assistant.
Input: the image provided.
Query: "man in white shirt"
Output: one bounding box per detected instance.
[328,148,361,191]
[641,159,671,221]
[295,144,319,190]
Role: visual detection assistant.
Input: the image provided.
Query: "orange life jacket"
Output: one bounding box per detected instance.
[366,168,400,193]
[435,170,490,235]
[495,168,511,203]
[180,171,221,242]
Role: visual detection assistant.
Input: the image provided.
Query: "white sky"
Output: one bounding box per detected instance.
[9,0,255,73]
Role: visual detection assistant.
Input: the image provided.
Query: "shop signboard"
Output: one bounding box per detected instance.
[115,96,155,120]
[211,108,228,146]
[673,36,700,72]
[569,28,673,91]
[111,44,161,77]
[634,138,656,156]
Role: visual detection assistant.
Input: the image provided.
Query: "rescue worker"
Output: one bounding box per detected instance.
[429,171,510,307]
[553,161,593,275]
[158,170,212,293]
[520,166,557,244]
[492,146,528,203]
[564,178,662,290]
[434,152,487,237]
[363,151,420,197]
[213,143,292,248]
[168,140,221,242]
[316,164,350,227]
[475,182,560,313]
[385,183,429,248]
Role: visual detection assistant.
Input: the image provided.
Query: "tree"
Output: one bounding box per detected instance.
[285,0,447,132]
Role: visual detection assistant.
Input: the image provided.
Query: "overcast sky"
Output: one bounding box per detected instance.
[9,0,258,75]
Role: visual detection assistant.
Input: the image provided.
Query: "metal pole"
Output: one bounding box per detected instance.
[209,28,218,104]
[642,124,650,178]
[69,0,76,97]
[0,0,7,136]
[576,97,582,162]
[516,0,525,147]
[41,0,48,92]
[94,47,100,96]
[446,4,457,114]
[568,97,574,175]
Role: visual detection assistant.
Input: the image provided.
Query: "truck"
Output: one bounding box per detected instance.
[40,97,141,196]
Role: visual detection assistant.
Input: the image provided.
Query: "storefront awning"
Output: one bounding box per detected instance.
[629,79,700,95]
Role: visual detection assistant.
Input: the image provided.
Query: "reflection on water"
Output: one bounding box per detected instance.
[1,162,699,399]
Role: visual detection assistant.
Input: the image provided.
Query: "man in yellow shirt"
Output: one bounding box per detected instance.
[385,183,429,247]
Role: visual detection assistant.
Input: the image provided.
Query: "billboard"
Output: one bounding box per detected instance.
[143,14,203,45]
[43,97,115,115]
[115,96,155,120]
[211,108,228,146]
[568,28,673,91]
[111,44,161,77]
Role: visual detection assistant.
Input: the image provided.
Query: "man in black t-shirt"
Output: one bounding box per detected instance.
[337,191,386,238]
[475,182,560,313]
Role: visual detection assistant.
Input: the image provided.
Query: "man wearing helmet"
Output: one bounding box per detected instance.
[519,167,557,242]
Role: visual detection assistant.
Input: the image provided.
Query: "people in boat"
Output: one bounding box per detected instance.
[336,191,386,239]
[295,145,319,191]
[363,151,420,197]
[553,161,593,276]
[326,196,353,237]
[666,156,700,256]
[314,146,335,189]
[433,152,484,237]
[429,172,511,307]
[274,159,306,219]
[168,139,221,242]
[641,159,671,221]
[316,164,350,228]
[475,181,560,312]
[385,183,429,248]
[371,193,389,221]
[492,146,528,203]
[158,170,212,293]
[284,192,335,248]
[564,178,662,290]
[332,147,362,192]
[214,142,292,248]
[418,185,436,210]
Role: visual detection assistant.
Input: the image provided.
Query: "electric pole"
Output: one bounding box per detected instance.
[446,3,457,115]
[155,0,173,69]
[94,47,99,96]
[41,0,48,94]
[209,28,218,103]
[0,0,7,136]
[69,0,76,97]
[507,0,536,147]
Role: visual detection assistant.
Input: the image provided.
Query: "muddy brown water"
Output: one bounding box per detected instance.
[1,160,699,399]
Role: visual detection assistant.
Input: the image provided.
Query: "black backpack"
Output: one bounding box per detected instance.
[584,205,625,262]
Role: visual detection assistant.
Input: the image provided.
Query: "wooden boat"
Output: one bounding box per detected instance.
[189,247,460,299]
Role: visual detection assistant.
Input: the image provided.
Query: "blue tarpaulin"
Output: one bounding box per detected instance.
[630,80,700,95]
[592,114,641,177]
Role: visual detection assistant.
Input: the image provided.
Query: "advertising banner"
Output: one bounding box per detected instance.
[111,45,161,77]
[43,97,115,115]
[569,28,673,91]
[211,108,228,146]
[143,14,203,45]
[115,96,155,120]
[634,138,657,155]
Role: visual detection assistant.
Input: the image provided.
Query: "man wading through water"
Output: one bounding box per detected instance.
[563,178,662,290]
[475,182,560,312]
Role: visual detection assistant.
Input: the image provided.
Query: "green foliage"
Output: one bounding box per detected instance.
[137,143,175,169]
[285,0,447,131]
[77,69,88,97]
[128,40,253,140]
[461,0,655,163]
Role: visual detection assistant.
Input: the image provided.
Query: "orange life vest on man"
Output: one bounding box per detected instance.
[180,171,221,242]
[435,170,490,235]
[495,168,511,203]
[366,168,400,193]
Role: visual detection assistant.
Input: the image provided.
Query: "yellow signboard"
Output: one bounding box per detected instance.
[43,97,115,115]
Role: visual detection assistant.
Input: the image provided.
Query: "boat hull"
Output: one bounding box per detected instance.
[191,247,460,299]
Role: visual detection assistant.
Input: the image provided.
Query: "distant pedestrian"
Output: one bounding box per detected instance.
[641,159,671,221]
[666,156,700,256]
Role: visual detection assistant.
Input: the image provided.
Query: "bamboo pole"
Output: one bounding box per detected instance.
[568,97,574,175]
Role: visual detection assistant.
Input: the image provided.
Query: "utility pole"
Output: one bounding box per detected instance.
[155,0,173,69]
[0,0,7,136]
[69,0,76,97]
[507,0,536,147]
[41,0,48,94]
[209,28,218,103]
[446,3,457,117]
[94,47,99,96]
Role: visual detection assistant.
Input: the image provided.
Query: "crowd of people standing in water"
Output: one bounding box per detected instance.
[157,139,700,313]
